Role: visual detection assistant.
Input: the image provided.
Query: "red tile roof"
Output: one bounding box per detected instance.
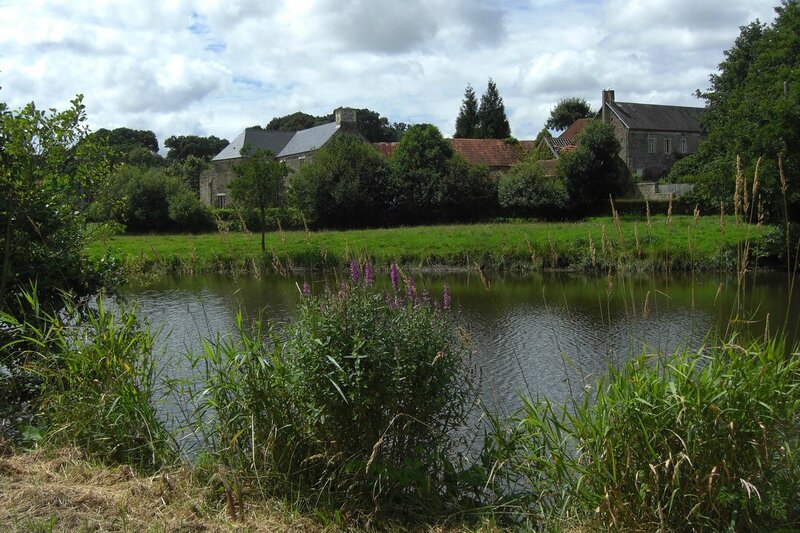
[372,142,397,158]
[559,118,590,139]
[449,138,534,168]
[372,138,535,168]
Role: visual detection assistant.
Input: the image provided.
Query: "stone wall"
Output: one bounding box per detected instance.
[199,159,238,207]
[636,181,695,201]
[627,131,702,181]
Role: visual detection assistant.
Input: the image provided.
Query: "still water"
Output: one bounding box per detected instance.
[119,270,800,417]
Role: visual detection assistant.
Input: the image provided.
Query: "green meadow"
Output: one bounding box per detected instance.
[87,215,772,276]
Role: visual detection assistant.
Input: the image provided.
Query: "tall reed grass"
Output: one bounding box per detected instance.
[482,340,800,531]
[0,292,176,473]
[189,263,478,519]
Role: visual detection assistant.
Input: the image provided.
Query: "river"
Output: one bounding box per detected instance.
[118,270,799,421]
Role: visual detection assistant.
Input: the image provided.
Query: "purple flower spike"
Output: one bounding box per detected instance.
[364,262,374,286]
[422,288,430,302]
[350,259,360,284]
[390,262,399,291]
[443,284,451,310]
[405,275,417,302]
[302,281,311,296]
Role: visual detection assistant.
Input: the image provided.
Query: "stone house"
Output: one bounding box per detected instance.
[544,91,704,182]
[200,108,358,207]
[599,89,704,181]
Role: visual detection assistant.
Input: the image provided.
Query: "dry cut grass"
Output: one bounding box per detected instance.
[0,447,321,532]
[0,447,521,532]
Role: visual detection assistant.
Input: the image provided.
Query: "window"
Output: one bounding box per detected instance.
[648,137,656,154]
[664,138,672,154]
[215,192,226,209]
[680,137,687,154]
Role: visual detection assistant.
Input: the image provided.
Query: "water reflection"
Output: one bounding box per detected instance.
[119,270,800,419]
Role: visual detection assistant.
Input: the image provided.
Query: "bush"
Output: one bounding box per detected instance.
[437,156,497,222]
[199,264,476,514]
[167,189,214,232]
[291,135,391,228]
[498,159,568,218]
[483,341,800,530]
[0,294,175,472]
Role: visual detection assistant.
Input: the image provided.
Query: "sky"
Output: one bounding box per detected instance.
[0,0,779,151]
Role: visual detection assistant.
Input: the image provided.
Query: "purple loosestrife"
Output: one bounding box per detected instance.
[302,281,311,296]
[405,275,417,303]
[385,293,399,311]
[350,259,360,284]
[390,262,399,291]
[443,284,451,310]
[364,262,374,286]
[422,288,431,303]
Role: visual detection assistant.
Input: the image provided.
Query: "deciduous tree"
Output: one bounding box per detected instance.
[672,1,800,220]
[291,135,390,227]
[164,134,229,162]
[545,97,594,131]
[229,148,288,250]
[0,95,113,308]
[557,120,629,208]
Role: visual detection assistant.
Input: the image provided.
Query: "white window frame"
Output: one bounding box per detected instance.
[679,137,687,154]
[215,192,227,209]
[648,137,656,154]
[664,138,672,154]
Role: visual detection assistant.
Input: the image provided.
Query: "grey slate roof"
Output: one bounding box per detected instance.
[212,129,295,161]
[277,122,339,157]
[607,102,704,133]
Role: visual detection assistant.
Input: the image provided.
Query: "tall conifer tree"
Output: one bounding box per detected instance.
[454,84,480,138]
[478,78,511,138]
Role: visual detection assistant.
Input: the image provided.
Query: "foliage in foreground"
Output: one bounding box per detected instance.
[0,293,175,473]
[484,340,800,531]
[195,263,477,516]
[0,95,113,311]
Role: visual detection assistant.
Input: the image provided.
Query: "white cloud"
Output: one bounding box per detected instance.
[0,0,780,145]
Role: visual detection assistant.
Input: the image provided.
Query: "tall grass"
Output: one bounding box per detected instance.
[482,340,800,531]
[478,157,800,531]
[0,292,176,473]
[190,263,478,519]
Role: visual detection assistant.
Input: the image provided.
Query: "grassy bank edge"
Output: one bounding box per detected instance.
[86,216,777,278]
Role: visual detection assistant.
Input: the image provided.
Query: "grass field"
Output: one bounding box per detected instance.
[86,215,772,276]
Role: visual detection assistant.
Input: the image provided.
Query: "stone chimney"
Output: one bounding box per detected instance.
[601,89,615,123]
[334,107,357,126]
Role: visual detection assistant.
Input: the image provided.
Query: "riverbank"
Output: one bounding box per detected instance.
[86,215,776,277]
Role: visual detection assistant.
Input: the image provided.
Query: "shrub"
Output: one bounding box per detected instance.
[483,341,800,530]
[198,264,476,514]
[0,293,175,472]
[498,159,568,217]
[291,135,391,228]
[167,189,214,232]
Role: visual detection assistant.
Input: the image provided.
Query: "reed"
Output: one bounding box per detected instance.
[189,263,478,520]
[0,292,176,473]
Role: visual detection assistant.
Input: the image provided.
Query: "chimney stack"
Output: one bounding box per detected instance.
[601,89,615,123]
[335,107,357,126]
